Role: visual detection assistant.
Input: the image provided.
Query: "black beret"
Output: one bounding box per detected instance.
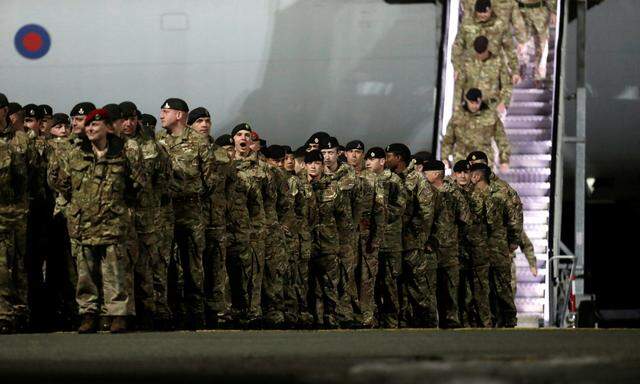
[52,113,70,127]
[39,104,53,117]
[386,143,411,162]
[231,122,252,137]
[466,88,483,102]
[307,131,330,147]
[345,140,365,151]
[294,146,307,158]
[424,160,445,172]
[187,107,211,126]
[119,101,138,118]
[161,98,189,112]
[215,134,233,147]
[469,163,491,173]
[473,36,489,53]
[103,104,123,120]
[365,147,386,160]
[0,93,8,108]
[453,160,471,172]
[8,102,22,115]
[140,113,157,128]
[304,149,324,164]
[70,102,96,117]
[84,108,111,125]
[319,136,339,150]
[281,145,293,155]
[23,104,43,120]
[466,151,489,162]
[412,151,433,165]
[266,145,285,160]
[475,0,491,12]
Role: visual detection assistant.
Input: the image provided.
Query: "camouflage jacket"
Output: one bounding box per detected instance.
[455,52,513,108]
[53,134,146,245]
[326,163,362,245]
[0,125,34,212]
[157,126,214,201]
[452,12,518,75]
[272,166,295,233]
[461,0,528,44]
[356,169,386,248]
[0,138,28,231]
[47,137,75,216]
[203,137,236,237]
[454,181,489,265]
[307,175,354,257]
[476,185,518,265]
[441,104,510,166]
[378,169,407,253]
[490,173,523,245]
[233,152,274,237]
[432,181,472,250]
[400,163,436,251]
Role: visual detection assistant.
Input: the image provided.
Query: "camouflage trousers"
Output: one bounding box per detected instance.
[153,205,173,321]
[203,227,228,321]
[520,6,550,80]
[489,262,517,327]
[227,235,265,323]
[494,1,528,44]
[262,224,287,326]
[0,230,18,322]
[171,201,206,326]
[134,230,161,320]
[337,239,361,324]
[283,233,313,326]
[376,250,402,328]
[436,246,461,328]
[309,253,340,327]
[399,249,438,328]
[357,234,379,327]
[12,214,29,323]
[47,213,77,329]
[458,261,492,328]
[74,241,135,316]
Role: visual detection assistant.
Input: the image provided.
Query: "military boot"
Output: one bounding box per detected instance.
[78,315,98,334]
[110,316,128,333]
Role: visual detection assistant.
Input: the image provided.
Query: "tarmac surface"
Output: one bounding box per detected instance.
[1,329,639,383]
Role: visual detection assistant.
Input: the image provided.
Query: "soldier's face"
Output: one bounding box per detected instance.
[50,123,69,138]
[284,154,296,172]
[192,117,212,136]
[306,161,323,178]
[86,120,108,143]
[346,149,364,168]
[122,116,138,136]
[267,158,284,168]
[425,170,442,184]
[307,143,319,151]
[160,108,179,129]
[454,171,470,186]
[41,116,53,132]
[9,111,23,127]
[321,148,338,169]
[415,163,424,173]
[71,116,86,134]
[24,117,41,133]
[476,9,492,22]
[466,98,482,112]
[385,153,399,169]
[234,130,252,154]
[470,171,482,185]
[365,158,385,174]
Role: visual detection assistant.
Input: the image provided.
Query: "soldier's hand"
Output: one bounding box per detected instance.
[530,265,538,277]
[509,243,518,252]
[443,159,450,170]
[499,162,510,174]
[512,74,522,85]
[497,103,507,114]
[550,12,557,26]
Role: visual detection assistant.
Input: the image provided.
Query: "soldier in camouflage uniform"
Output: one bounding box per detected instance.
[452,160,492,327]
[348,142,386,328]
[0,133,28,334]
[321,136,362,327]
[121,101,172,330]
[157,98,213,330]
[470,163,519,327]
[50,109,146,333]
[455,36,513,116]
[453,0,520,85]
[367,146,405,328]
[517,0,556,82]
[227,123,270,328]
[442,88,511,170]
[393,150,437,328]
[462,0,528,46]
[304,150,353,328]
[425,160,471,328]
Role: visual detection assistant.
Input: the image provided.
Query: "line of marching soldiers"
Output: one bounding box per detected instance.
[0,94,526,333]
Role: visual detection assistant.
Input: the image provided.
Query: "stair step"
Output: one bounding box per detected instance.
[508,102,552,116]
[524,209,549,225]
[507,129,551,141]
[500,168,551,183]
[521,196,550,210]
[516,269,546,284]
[515,297,546,313]
[516,313,543,328]
[509,155,552,168]
[510,140,553,155]
[516,282,546,297]
[512,89,552,103]
[514,255,547,268]
[504,115,552,129]
[523,223,549,239]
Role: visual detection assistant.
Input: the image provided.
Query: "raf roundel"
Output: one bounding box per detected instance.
[15,24,51,60]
